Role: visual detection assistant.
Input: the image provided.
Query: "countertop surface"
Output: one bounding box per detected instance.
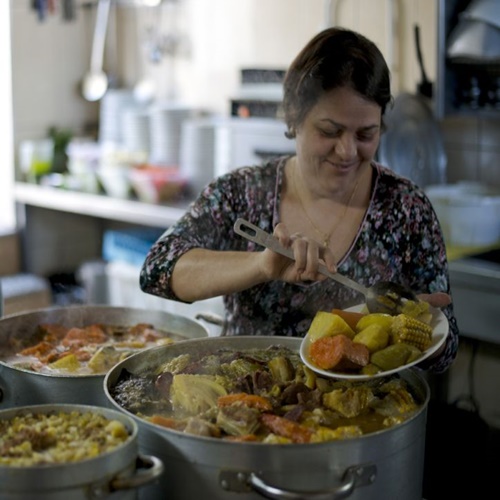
[448,246,500,344]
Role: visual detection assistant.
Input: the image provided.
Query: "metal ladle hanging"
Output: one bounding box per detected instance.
[82,0,111,102]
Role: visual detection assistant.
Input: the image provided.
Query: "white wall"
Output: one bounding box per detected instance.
[0,1,15,230]
[4,0,441,190]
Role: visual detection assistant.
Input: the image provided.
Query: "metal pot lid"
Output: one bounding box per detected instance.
[377,92,447,189]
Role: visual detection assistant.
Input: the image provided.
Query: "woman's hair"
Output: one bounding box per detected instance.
[282,27,392,138]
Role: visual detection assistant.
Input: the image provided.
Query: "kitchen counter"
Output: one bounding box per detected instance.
[13,182,190,228]
[448,247,500,345]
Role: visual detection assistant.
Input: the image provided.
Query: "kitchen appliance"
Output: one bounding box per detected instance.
[230,68,286,119]
[104,336,430,500]
[179,116,295,195]
[0,404,163,500]
[0,305,208,409]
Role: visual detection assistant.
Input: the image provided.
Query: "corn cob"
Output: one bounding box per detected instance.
[399,299,432,325]
[400,299,429,318]
[391,314,432,351]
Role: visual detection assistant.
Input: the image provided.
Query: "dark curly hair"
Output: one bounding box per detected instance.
[282,27,392,138]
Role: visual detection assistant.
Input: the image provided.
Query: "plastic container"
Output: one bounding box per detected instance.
[426,182,500,247]
[102,228,164,267]
[128,165,188,203]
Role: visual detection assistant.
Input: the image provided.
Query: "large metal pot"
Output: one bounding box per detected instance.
[0,403,164,499]
[0,305,208,409]
[104,336,430,500]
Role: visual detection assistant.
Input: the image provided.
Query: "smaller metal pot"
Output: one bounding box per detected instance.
[0,403,164,500]
[0,305,209,409]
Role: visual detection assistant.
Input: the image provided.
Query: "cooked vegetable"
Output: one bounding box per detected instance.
[353,323,390,353]
[149,415,185,431]
[217,393,273,411]
[399,299,432,324]
[311,425,363,442]
[220,358,264,379]
[268,356,294,382]
[0,411,129,466]
[309,335,369,371]
[307,311,355,342]
[156,354,192,375]
[360,363,382,376]
[331,309,366,331]
[87,345,123,373]
[370,343,421,371]
[170,374,228,415]
[391,315,432,351]
[355,313,393,333]
[48,353,80,372]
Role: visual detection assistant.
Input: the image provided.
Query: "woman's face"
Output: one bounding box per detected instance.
[294,86,382,187]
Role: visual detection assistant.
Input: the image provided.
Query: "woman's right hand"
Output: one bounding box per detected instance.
[260,222,337,284]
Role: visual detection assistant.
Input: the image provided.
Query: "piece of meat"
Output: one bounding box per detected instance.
[20,341,55,358]
[322,386,374,418]
[61,325,107,348]
[217,393,273,411]
[309,334,369,371]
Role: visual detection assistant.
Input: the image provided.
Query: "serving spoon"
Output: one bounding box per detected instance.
[82,0,111,102]
[234,218,417,315]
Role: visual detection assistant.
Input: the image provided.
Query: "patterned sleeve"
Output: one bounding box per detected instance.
[139,163,277,302]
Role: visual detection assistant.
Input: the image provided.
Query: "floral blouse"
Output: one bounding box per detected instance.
[140,156,459,373]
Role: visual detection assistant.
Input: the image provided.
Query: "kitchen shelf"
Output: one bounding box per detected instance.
[13,182,190,228]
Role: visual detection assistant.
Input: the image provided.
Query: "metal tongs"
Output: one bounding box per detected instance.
[234,218,417,315]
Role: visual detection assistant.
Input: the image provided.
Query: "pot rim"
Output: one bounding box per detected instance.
[0,403,138,473]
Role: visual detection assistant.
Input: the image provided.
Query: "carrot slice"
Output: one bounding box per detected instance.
[261,413,313,443]
[309,334,369,371]
[331,309,366,331]
[149,415,185,430]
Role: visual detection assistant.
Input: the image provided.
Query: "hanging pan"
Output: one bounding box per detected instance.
[378,25,447,189]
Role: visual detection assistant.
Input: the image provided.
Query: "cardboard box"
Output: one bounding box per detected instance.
[1,274,52,317]
[0,230,21,276]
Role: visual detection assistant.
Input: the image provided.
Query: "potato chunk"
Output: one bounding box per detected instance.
[307,311,355,342]
[353,323,390,353]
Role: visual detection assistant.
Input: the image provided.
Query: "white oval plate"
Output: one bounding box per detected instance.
[300,304,449,381]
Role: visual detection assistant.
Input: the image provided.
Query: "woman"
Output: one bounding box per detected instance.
[140,27,458,373]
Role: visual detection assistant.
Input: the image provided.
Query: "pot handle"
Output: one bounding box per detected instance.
[110,454,164,491]
[195,312,228,336]
[220,464,377,500]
